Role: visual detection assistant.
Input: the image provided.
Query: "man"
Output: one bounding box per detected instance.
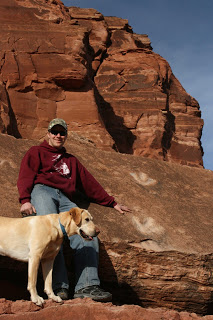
[17,118,129,302]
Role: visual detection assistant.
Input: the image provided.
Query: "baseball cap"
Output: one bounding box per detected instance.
[48,118,68,131]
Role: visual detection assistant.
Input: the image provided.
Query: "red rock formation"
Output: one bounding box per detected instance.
[0,133,212,315]
[0,2,210,316]
[0,0,204,166]
[1,298,213,320]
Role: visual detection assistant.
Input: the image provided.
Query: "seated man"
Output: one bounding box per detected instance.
[17,118,129,301]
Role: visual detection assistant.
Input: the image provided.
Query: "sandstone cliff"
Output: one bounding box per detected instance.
[0,0,204,167]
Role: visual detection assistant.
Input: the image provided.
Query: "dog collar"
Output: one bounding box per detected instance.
[59,218,68,238]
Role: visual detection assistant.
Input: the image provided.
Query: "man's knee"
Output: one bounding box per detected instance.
[31,185,57,215]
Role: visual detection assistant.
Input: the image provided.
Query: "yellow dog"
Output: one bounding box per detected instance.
[0,207,97,306]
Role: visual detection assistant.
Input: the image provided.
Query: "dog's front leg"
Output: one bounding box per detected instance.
[28,255,44,306]
[41,259,62,303]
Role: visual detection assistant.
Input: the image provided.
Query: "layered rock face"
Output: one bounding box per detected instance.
[0,0,203,166]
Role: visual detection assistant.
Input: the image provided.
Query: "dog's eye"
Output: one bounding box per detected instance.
[85,218,90,222]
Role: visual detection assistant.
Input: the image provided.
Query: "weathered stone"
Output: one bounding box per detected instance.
[69,6,104,21]
[16,0,70,23]
[0,84,11,133]
[95,47,203,166]
[0,133,212,316]
[104,16,133,32]
[0,298,212,320]
[68,7,109,73]
[99,243,213,314]
[133,33,152,50]
[0,0,204,167]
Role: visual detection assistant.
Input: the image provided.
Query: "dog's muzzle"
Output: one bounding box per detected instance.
[80,229,94,241]
[79,228,100,241]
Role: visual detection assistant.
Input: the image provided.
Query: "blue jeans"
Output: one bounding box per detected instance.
[31,184,100,292]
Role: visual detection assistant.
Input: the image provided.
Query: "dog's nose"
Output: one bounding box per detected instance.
[95,227,100,236]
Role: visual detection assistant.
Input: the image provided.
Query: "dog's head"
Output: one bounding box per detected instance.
[60,207,99,240]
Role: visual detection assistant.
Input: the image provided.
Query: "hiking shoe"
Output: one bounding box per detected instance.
[74,285,112,302]
[54,288,69,300]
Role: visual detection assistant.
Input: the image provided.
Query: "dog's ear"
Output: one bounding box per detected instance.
[69,207,82,225]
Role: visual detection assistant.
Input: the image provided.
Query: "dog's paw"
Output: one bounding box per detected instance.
[51,294,63,303]
[32,295,45,306]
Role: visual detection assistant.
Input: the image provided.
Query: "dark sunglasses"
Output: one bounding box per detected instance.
[49,130,67,136]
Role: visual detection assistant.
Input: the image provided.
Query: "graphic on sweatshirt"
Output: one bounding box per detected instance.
[52,154,71,179]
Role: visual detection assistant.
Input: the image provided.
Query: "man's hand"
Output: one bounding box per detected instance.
[20,202,36,216]
[114,204,131,214]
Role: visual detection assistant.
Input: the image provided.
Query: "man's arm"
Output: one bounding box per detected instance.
[17,147,40,215]
[76,160,131,213]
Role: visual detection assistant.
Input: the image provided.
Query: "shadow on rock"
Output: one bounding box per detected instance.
[98,241,142,306]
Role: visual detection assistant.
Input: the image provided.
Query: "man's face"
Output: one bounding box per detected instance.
[47,125,67,149]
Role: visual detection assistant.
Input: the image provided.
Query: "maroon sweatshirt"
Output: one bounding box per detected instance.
[17,140,117,207]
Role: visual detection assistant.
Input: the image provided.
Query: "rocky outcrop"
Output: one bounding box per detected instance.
[1,298,213,320]
[99,243,213,314]
[0,0,204,166]
[0,133,212,315]
[0,299,213,320]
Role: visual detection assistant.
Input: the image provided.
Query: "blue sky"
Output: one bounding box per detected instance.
[63,0,213,170]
